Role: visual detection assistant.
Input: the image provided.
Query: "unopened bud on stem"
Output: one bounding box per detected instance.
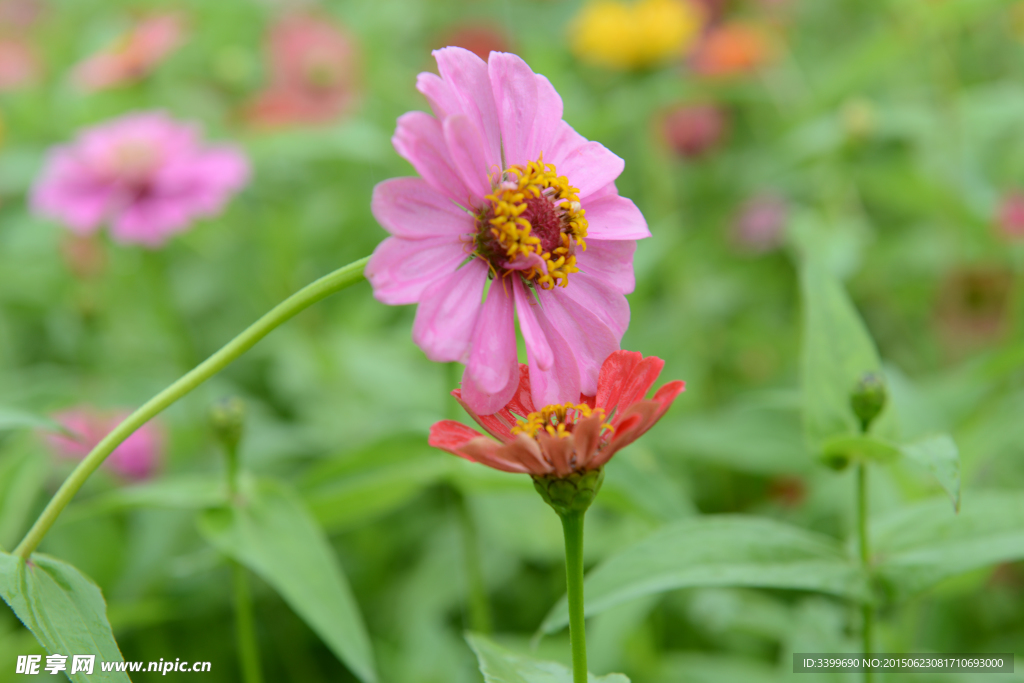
[850,373,886,433]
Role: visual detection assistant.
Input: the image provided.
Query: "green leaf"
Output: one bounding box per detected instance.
[0,552,129,682]
[540,516,866,635]
[0,409,68,435]
[799,256,897,452]
[467,632,629,683]
[899,435,960,512]
[872,492,1024,599]
[64,475,227,522]
[0,448,48,549]
[819,434,900,467]
[196,478,377,683]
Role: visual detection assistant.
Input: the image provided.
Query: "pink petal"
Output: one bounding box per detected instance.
[433,47,502,171]
[416,72,460,119]
[537,285,621,397]
[545,121,587,168]
[412,259,488,363]
[489,52,548,166]
[556,271,630,339]
[553,141,625,200]
[462,280,519,413]
[366,235,467,305]
[525,296,582,408]
[528,75,564,164]
[584,194,650,240]
[443,114,494,201]
[578,239,637,294]
[372,177,475,239]
[452,391,518,442]
[393,111,472,203]
[497,434,554,475]
[513,278,553,371]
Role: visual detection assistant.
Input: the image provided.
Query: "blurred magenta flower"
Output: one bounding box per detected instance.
[47,408,163,481]
[660,102,726,158]
[31,111,249,247]
[0,0,46,30]
[0,37,40,91]
[367,47,649,414]
[732,193,787,252]
[243,12,358,128]
[997,191,1024,239]
[429,350,684,476]
[72,13,185,91]
[436,23,510,62]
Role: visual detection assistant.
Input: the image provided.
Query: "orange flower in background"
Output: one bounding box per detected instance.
[692,22,774,77]
[72,13,186,91]
[0,37,40,90]
[437,22,510,62]
[570,0,704,70]
[243,13,359,128]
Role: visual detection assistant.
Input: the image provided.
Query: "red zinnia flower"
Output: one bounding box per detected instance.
[429,350,684,477]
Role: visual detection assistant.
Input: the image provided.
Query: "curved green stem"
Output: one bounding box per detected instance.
[14,257,369,560]
[560,510,588,683]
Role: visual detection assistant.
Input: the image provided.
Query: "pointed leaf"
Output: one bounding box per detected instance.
[65,475,227,522]
[0,409,69,435]
[872,491,1024,599]
[0,449,48,549]
[899,435,960,511]
[799,258,896,452]
[197,478,377,683]
[467,632,630,683]
[0,552,129,682]
[540,516,866,635]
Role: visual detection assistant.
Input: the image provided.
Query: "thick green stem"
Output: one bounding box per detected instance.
[857,462,873,683]
[14,257,369,559]
[560,510,588,683]
[232,561,263,683]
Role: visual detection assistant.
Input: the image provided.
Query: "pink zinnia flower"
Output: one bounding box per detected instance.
[659,102,726,159]
[47,408,163,481]
[30,111,249,247]
[71,13,185,91]
[243,13,358,128]
[429,350,684,476]
[367,47,649,414]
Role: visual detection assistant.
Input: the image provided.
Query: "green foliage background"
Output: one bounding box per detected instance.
[4,0,1024,681]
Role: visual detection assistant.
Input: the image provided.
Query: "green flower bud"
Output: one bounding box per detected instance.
[532,468,605,517]
[850,373,887,433]
[209,396,246,453]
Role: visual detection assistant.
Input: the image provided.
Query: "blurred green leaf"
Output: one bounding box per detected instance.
[873,492,1024,599]
[819,434,900,467]
[540,516,866,635]
[0,449,48,550]
[799,256,896,452]
[0,409,67,436]
[659,653,782,683]
[467,633,629,683]
[301,434,452,532]
[900,435,961,512]
[0,552,128,682]
[196,478,377,683]
[66,475,227,521]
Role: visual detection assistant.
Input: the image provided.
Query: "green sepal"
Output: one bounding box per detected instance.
[532,469,605,516]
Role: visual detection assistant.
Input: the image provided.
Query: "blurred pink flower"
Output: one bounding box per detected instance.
[72,13,185,91]
[31,111,249,247]
[367,47,649,414]
[437,23,511,62]
[0,37,40,91]
[997,191,1024,239]
[732,193,787,252]
[47,408,163,481]
[0,0,46,30]
[243,13,358,128]
[430,350,684,476]
[660,102,726,158]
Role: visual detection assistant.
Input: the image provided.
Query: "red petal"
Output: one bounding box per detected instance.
[591,379,685,468]
[428,420,486,451]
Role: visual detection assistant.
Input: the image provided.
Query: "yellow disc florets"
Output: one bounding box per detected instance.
[475,154,588,290]
[512,402,613,439]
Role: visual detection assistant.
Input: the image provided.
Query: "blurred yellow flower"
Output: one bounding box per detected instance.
[570,0,703,70]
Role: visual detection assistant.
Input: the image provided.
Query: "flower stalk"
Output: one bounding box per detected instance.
[559,508,588,683]
[231,560,263,683]
[14,256,369,560]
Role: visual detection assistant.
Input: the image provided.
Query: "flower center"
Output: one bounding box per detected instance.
[104,139,161,184]
[474,155,588,290]
[512,402,612,439]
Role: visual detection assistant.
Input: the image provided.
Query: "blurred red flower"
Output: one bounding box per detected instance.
[997,191,1024,239]
[660,102,726,158]
[437,23,510,62]
[243,13,359,128]
[72,13,186,91]
[692,22,774,77]
[0,37,40,90]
